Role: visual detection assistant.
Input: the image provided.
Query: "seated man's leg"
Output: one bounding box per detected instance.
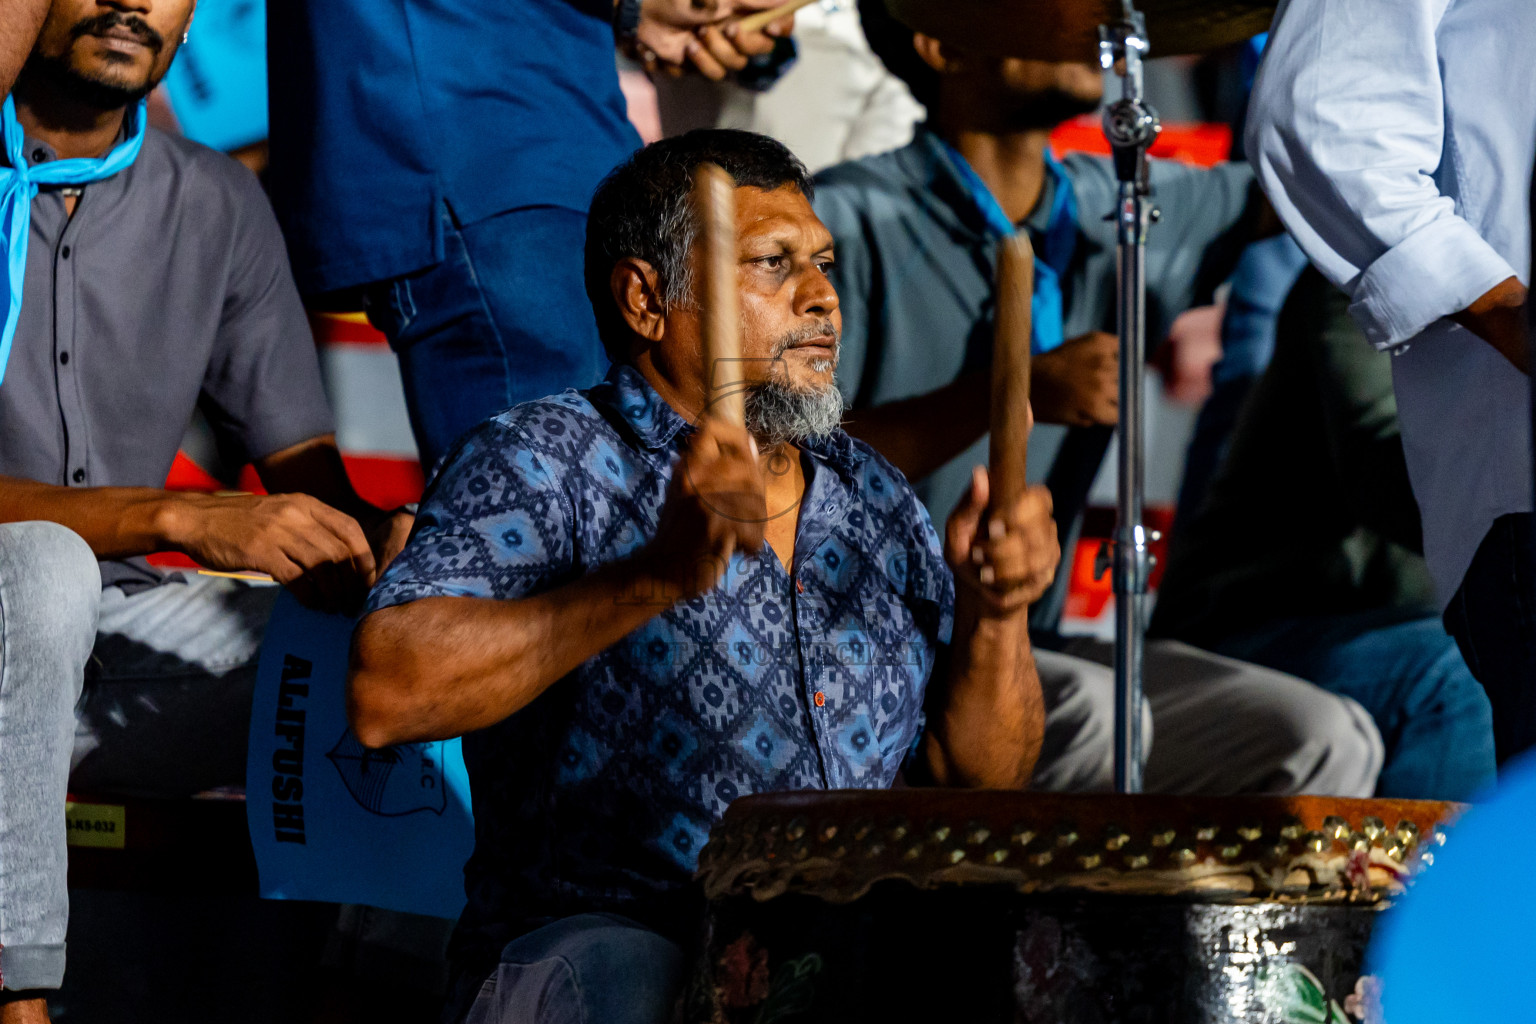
[1217,610,1496,801]
[0,523,100,996]
[460,914,685,1024]
[1029,649,1152,792]
[71,574,279,795]
[1060,638,1384,796]
[1442,512,1536,764]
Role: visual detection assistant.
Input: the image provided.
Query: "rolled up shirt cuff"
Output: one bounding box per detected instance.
[0,941,66,992]
[1349,215,1518,351]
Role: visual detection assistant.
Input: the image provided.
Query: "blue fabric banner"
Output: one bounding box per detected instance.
[246,591,474,920]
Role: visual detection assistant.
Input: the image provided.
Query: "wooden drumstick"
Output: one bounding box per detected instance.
[693,162,745,427]
[734,0,818,34]
[989,234,1035,512]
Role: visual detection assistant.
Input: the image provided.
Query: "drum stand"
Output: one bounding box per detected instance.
[1098,5,1160,794]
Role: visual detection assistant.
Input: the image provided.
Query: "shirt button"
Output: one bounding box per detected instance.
[823,501,836,513]
[814,691,825,707]
[72,468,85,483]
[58,352,68,365]
[61,246,71,259]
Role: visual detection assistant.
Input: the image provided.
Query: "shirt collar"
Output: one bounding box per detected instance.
[914,125,1061,241]
[588,362,868,475]
[588,362,692,451]
[15,112,138,171]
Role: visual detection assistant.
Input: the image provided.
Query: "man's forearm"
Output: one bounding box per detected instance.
[348,558,680,747]
[256,435,390,526]
[923,606,1043,790]
[0,475,193,558]
[0,0,47,97]
[843,372,990,483]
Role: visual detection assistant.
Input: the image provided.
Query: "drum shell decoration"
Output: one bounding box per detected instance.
[681,790,1457,1024]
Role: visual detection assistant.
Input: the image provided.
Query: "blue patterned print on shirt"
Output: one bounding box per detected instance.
[366,362,953,962]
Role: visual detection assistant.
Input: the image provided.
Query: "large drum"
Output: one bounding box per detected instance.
[681,790,1457,1023]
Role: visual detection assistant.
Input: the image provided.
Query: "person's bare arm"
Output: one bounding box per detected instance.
[1450,276,1529,373]
[255,434,414,570]
[843,332,1119,483]
[0,471,376,606]
[348,417,766,748]
[0,430,413,610]
[919,467,1056,790]
[0,0,47,98]
[350,563,682,748]
[843,372,991,483]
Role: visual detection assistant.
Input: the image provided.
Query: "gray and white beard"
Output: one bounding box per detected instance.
[743,376,845,449]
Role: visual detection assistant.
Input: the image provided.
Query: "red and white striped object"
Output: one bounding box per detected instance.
[152,311,423,570]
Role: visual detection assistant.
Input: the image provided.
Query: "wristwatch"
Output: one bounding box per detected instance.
[613,0,642,45]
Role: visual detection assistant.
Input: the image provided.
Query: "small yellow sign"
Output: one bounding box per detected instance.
[64,802,126,849]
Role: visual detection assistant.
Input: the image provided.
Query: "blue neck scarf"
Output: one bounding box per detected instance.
[940,139,1079,355]
[0,95,147,388]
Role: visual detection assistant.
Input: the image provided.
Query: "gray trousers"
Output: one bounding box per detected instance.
[1032,639,1384,795]
[0,522,274,992]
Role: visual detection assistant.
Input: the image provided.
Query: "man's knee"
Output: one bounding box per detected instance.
[475,915,685,1024]
[1270,689,1385,797]
[1031,651,1153,792]
[0,522,100,692]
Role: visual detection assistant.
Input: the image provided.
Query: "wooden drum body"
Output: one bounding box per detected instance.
[681,791,1457,1024]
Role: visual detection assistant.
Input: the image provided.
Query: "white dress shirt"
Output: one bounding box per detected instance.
[1248,0,1536,608]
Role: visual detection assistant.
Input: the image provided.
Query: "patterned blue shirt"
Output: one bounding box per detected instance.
[366,363,954,968]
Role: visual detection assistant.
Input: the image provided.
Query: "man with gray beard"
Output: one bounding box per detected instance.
[742,322,845,446]
[347,129,1059,1024]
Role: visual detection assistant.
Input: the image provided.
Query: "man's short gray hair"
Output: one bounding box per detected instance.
[584,129,815,361]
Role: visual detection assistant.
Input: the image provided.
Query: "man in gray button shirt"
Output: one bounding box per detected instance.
[810,4,1384,799]
[0,0,411,1012]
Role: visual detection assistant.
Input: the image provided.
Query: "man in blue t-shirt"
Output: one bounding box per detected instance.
[266,0,794,470]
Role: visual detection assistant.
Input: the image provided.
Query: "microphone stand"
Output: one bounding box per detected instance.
[1098,4,1160,794]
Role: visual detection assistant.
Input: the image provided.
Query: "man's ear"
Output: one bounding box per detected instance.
[913,32,964,75]
[610,258,668,345]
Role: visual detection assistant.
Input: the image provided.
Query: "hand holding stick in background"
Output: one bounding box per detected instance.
[630,0,800,80]
[951,234,1059,614]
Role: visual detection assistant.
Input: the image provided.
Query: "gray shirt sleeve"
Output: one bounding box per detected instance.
[813,179,875,406]
[1143,159,1260,338]
[1065,155,1260,343]
[199,167,336,463]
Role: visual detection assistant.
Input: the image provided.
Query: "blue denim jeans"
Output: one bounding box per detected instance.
[452,914,685,1024]
[365,205,609,471]
[1216,607,1496,801]
[1443,513,1536,765]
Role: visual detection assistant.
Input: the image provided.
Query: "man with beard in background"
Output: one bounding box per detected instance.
[348,130,1059,1024]
[0,1,410,1016]
[805,2,1383,796]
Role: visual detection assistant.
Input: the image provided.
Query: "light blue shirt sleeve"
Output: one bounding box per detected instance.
[1246,0,1519,350]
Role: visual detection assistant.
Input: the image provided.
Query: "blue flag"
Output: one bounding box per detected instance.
[246,591,475,920]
